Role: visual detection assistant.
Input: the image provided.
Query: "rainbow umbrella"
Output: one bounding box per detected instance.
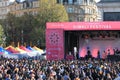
[33,46,44,53]
[5,46,19,53]
[0,47,12,54]
[27,46,36,51]
[16,47,27,53]
[19,46,31,52]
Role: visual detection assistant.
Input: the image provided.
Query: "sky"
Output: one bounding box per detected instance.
[9,0,101,3]
[96,0,101,2]
[9,0,25,2]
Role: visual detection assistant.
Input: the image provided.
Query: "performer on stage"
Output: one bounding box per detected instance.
[87,49,91,56]
[86,47,92,59]
[108,49,110,56]
[74,47,77,59]
[102,51,107,59]
[97,50,100,59]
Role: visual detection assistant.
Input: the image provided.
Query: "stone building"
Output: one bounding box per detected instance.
[97,0,120,21]
[0,0,39,19]
[57,0,100,22]
[9,0,39,17]
[0,0,100,22]
[0,0,9,19]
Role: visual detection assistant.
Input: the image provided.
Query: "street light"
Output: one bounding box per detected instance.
[2,35,6,47]
[21,30,24,45]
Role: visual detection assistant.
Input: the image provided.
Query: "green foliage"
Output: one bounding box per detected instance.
[0,25,5,46]
[37,0,68,47]
[4,13,20,46]
[4,13,39,46]
[39,0,68,24]
[0,1,68,48]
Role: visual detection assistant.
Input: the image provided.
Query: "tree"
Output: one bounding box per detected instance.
[39,0,68,25]
[19,13,42,46]
[0,24,5,46]
[37,0,68,47]
[4,13,39,46]
[0,0,68,48]
[4,13,19,46]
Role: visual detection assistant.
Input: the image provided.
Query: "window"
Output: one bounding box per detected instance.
[23,2,26,9]
[69,17,73,21]
[68,0,73,4]
[57,0,63,4]
[87,0,90,5]
[74,8,78,13]
[29,2,33,8]
[67,7,74,13]
[84,0,87,5]
[84,7,87,14]
[77,0,83,5]
[2,2,4,6]
[73,0,77,3]
[33,2,38,8]
[77,17,84,21]
[90,9,93,14]
[79,8,84,14]
[63,0,68,4]
[20,4,23,9]
[33,2,36,8]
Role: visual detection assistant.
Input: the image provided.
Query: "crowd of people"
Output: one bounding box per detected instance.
[0,56,120,80]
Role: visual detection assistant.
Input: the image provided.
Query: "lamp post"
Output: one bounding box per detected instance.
[37,39,41,47]
[21,30,24,45]
[2,35,6,47]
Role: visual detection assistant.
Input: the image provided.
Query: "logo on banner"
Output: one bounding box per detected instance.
[48,32,61,45]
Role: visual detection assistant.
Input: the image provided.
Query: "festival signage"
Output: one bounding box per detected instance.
[46,29,64,60]
[46,21,120,60]
[46,22,120,30]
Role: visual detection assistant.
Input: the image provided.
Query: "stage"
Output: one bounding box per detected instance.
[65,30,120,59]
[46,22,120,60]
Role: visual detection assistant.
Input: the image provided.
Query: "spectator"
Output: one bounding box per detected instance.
[0,57,119,80]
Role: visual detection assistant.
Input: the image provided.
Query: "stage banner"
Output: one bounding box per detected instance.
[47,22,120,30]
[46,29,64,60]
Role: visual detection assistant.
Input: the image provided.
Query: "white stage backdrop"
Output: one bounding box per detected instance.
[79,37,120,58]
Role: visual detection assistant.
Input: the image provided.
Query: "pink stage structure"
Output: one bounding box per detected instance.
[46,22,120,60]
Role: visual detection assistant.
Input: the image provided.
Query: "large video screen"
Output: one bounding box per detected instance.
[104,12,120,21]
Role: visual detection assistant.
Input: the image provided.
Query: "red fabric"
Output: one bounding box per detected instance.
[19,46,31,52]
[6,47,19,53]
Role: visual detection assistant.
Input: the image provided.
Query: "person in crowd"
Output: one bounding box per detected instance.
[0,57,119,80]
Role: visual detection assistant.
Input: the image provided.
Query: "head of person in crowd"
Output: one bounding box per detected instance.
[0,57,120,80]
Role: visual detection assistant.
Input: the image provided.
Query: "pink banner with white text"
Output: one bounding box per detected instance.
[46,22,120,30]
[46,29,64,60]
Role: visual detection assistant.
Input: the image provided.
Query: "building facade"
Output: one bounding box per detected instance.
[0,0,10,19]
[57,0,99,22]
[9,0,39,17]
[97,0,120,21]
[0,0,39,19]
[0,0,100,22]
